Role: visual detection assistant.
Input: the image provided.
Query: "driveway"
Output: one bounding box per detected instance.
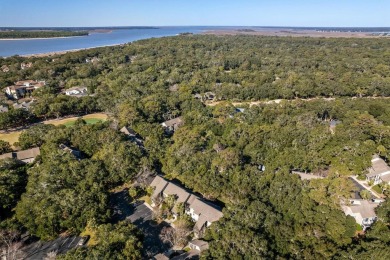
[349,176,381,199]
[110,190,171,257]
[128,203,171,257]
[20,236,83,259]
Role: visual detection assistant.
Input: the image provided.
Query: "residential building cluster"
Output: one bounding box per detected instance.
[5,80,46,100]
[150,175,223,236]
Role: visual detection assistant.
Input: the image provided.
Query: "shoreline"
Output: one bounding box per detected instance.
[20,43,126,57]
[0,35,90,41]
[202,29,387,38]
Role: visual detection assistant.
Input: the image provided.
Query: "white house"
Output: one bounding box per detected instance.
[366,155,390,185]
[5,80,45,99]
[341,199,383,230]
[65,87,88,97]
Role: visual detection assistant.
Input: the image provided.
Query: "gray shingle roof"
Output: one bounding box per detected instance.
[366,155,390,178]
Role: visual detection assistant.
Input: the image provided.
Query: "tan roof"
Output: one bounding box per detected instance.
[347,199,381,218]
[15,80,36,85]
[0,147,40,161]
[163,182,190,204]
[16,147,40,160]
[8,85,27,90]
[162,117,184,128]
[153,253,169,260]
[0,153,13,160]
[292,171,324,180]
[188,198,223,229]
[120,127,137,136]
[381,174,390,183]
[189,239,209,251]
[66,86,87,92]
[187,194,199,206]
[366,155,390,178]
[150,176,169,198]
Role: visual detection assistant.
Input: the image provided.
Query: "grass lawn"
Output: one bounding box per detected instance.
[0,131,21,147]
[44,113,108,127]
[63,118,104,127]
[372,184,383,194]
[0,113,108,147]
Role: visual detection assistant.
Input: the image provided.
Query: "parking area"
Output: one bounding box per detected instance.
[127,203,153,223]
[20,236,82,259]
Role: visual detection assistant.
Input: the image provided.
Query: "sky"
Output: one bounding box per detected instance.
[0,0,388,27]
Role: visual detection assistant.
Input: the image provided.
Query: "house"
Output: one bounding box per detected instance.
[193,92,216,102]
[204,92,216,101]
[0,105,8,113]
[59,144,81,159]
[20,62,33,70]
[13,100,34,110]
[193,93,202,99]
[0,147,40,164]
[85,57,100,63]
[292,171,325,180]
[153,253,169,260]
[163,182,191,205]
[366,155,390,185]
[1,65,9,73]
[120,126,137,138]
[65,87,88,97]
[185,195,223,234]
[5,80,45,99]
[149,176,223,235]
[161,117,184,133]
[150,175,169,206]
[341,199,383,230]
[188,240,209,252]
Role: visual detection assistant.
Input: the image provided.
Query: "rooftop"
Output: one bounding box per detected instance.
[162,117,184,128]
[0,147,40,161]
[150,175,169,199]
[366,155,390,178]
[346,199,382,219]
[163,182,191,204]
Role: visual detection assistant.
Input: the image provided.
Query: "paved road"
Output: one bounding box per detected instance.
[349,176,380,199]
[20,236,82,259]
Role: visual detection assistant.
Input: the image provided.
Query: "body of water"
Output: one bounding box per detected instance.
[0,27,208,57]
[1,26,389,57]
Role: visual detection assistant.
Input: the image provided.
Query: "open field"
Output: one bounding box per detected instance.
[0,113,108,147]
[0,131,21,147]
[43,113,108,126]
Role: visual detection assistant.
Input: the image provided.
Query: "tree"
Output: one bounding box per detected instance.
[360,190,372,200]
[159,223,190,248]
[0,140,12,155]
[16,124,56,149]
[15,150,110,239]
[0,159,27,218]
[0,230,25,260]
[58,222,143,260]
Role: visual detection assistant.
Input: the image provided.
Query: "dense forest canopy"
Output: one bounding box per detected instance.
[0,35,389,258]
[0,30,89,39]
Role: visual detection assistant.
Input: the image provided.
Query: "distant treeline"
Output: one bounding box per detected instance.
[0,30,89,39]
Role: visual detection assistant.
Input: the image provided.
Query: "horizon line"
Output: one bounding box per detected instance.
[1,25,390,29]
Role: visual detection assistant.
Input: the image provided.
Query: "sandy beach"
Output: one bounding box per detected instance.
[20,43,125,57]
